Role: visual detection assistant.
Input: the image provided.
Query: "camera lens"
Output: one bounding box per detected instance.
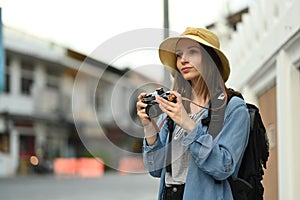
[146,104,163,118]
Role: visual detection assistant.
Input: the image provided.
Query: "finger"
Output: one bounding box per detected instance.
[158,103,168,113]
[138,93,147,101]
[137,108,149,119]
[157,99,176,113]
[158,102,175,113]
[156,96,176,106]
[136,101,147,110]
[137,107,146,115]
[137,112,149,119]
[170,91,182,103]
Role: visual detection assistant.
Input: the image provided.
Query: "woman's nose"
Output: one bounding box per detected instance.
[180,53,189,63]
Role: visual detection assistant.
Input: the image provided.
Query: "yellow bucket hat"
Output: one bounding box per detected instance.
[159,27,230,82]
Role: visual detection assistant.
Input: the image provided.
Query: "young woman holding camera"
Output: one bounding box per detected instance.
[136,27,250,200]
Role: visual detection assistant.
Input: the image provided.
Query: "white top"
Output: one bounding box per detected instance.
[165,108,205,186]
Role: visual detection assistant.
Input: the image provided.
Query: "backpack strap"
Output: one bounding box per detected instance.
[202,88,248,196]
[201,88,244,136]
[201,88,243,138]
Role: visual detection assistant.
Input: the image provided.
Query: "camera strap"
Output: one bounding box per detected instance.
[166,117,174,174]
[151,116,168,133]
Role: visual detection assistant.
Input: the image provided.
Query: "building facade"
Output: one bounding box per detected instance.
[219,0,300,199]
[0,27,153,176]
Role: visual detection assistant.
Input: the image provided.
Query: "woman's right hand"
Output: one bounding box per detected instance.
[137,93,159,146]
[136,93,151,127]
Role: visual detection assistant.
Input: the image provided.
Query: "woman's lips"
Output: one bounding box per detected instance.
[181,67,192,73]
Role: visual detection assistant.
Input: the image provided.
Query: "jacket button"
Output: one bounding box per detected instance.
[172,187,177,192]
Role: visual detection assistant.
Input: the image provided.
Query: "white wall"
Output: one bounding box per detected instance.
[224,0,300,199]
[225,0,299,93]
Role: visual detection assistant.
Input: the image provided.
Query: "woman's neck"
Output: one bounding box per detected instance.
[190,86,209,114]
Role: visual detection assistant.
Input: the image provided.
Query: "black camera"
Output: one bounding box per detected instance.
[142,88,176,118]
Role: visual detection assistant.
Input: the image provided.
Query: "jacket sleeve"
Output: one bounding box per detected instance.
[181,97,250,181]
[142,115,169,178]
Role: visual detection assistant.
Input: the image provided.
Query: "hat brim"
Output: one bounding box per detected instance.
[159,35,230,82]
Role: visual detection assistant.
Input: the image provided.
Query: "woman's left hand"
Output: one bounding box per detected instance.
[156,91,196,132]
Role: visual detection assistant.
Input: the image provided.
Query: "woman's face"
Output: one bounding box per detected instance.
[175,38,202,82]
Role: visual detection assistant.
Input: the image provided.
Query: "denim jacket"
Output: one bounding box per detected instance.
[143,96,250,200]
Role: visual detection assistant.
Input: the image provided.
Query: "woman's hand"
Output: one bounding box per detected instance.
[136,93,151,127]
[136,93,158,145]
[156,91,196,132]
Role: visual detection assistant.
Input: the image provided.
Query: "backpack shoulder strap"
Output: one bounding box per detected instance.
[201,88,243,138]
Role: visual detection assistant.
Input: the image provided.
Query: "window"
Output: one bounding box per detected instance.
[0,134,9,153]
[4,73,10,93]
[21,60,34,95]
[95,81,110,112]
[5,54,10,67]
[3,55,10,93]
[46,76,59,90]
[21,77,33,95]
[46,67,60,90]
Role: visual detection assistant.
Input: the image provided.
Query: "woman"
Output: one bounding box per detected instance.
[136,27,250,200]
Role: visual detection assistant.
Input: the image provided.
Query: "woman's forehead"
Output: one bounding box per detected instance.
[176,38,201,50]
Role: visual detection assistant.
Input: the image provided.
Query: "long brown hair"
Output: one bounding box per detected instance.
[171,43,226,113]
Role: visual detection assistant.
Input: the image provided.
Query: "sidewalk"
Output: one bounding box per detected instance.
[0,172,160,200]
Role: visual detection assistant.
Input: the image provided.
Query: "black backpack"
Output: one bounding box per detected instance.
[202,88,270,200]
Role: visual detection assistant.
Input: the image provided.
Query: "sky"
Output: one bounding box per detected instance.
[0,0,251,78]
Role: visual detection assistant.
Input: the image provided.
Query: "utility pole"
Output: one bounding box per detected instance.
[163,0,169,39]
[163,0,171,88]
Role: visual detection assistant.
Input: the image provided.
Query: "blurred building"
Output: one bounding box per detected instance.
[211,0,300,199]
[0,26,155,176]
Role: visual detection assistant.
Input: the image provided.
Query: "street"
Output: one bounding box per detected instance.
[0,172,160,200]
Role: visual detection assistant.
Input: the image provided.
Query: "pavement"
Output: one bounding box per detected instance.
[0,172,160,200]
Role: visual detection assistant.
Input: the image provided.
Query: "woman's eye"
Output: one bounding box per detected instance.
[175,52,182,58]
[189,49,198,54]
